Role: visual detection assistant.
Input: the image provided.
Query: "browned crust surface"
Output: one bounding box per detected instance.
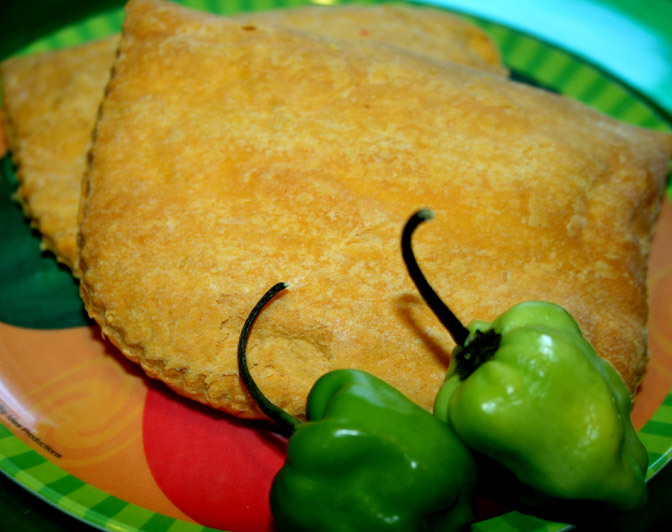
[242,2,507,75]
[0,2,506,269]
[0,36,119,269]
[77,0,672,419]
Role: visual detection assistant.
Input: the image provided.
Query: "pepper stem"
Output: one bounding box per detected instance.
[237,282,301,438]
[401,209,470,347]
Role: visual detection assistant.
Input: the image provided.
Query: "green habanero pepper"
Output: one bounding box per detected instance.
[401,209,648,511]
[238,282,478,532]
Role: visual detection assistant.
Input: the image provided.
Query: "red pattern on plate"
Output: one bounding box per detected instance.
[143,384,287,532]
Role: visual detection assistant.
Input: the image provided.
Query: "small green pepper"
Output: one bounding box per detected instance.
[238,282,478,532]
[402,209,648,511]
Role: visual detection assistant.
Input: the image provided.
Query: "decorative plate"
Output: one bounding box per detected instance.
[1,1,671,531]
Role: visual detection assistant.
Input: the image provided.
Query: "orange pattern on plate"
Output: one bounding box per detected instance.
[632,199,672,428]
[0,323,194,522]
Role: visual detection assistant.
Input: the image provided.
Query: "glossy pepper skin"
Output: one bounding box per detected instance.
[238,283,478,532]
[402,209,648,512]
[434,301,648,510]
[272,369,477,532]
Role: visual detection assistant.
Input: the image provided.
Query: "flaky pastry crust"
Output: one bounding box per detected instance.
[1,36,119,269]
[77,0,672,418]
[1,2,505,269]
[241,3,507,76]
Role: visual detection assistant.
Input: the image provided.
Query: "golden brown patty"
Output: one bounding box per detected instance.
[240,2,507,76]
[0,2,505,269]
[1,36,119,268]
[77,0,672,419]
